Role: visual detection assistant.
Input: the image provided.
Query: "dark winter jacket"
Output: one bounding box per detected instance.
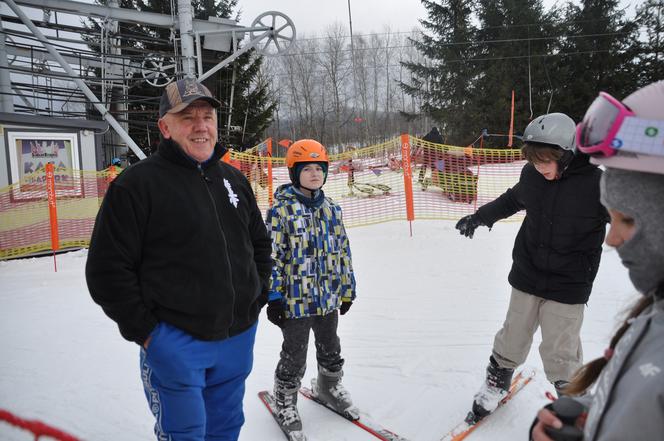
[85,139,273,345]
[476,153,608,304]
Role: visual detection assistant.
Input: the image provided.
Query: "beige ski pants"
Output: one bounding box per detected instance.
[492,287,584,383]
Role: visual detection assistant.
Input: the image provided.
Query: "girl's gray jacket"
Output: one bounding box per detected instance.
[577,295,664,440]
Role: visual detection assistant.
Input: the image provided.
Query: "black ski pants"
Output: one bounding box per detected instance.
[275,311,344,387]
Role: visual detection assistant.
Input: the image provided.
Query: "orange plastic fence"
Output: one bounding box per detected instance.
[0,168,110,259]
[0,136,524,260]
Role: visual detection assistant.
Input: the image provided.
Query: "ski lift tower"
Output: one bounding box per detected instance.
[2,0,296,162]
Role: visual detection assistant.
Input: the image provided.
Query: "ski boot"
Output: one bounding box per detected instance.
[311,366,360,420]
[466,356,514,424]
[274,378,303,434]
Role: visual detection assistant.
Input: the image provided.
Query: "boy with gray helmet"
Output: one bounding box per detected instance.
[455,113,609,424]
[531,80,664,441]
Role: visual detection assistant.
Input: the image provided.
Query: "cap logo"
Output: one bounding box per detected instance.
[183,79,204,97]
[160,78,220,117]
[309,152,320,158]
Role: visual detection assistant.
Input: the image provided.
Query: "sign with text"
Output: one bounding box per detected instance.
[7,131,82,200]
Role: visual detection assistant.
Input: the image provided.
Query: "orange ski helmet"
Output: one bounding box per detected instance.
[286,139,329,187]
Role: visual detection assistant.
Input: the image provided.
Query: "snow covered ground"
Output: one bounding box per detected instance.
[0,220,636,441]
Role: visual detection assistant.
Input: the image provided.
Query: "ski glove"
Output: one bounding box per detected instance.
[266,299,285,328]
[339,301,353,315]
[455,213,484,239]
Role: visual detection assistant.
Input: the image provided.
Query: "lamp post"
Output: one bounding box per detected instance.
[347,0,359,141]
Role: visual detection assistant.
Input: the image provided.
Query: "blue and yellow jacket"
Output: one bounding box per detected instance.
[266,184,356,318]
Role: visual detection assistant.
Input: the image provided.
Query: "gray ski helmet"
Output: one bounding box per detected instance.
[523,113,576,152]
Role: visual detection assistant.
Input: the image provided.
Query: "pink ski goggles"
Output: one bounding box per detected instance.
[576,92,664,157]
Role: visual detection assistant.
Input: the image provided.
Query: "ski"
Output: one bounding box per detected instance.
[299,386,411,441]
[258,391,307,441]
[439,369,535,441]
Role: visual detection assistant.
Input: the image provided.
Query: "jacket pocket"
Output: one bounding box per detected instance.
[145,322,163,359]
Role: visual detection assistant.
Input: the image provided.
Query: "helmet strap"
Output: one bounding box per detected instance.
[556,150,575,178]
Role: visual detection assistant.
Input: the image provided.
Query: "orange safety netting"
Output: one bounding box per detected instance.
[0,168,109,259]
[0,136,524,260]
[225,136,525,227]
[408,136,525,221]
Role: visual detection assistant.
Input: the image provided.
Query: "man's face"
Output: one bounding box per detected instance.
[158,100,217,162]
[533,159,559,181]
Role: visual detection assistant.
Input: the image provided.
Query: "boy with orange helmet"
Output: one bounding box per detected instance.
[265,139,357,438]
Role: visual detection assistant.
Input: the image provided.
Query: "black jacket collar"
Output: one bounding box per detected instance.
[562,152,596,177]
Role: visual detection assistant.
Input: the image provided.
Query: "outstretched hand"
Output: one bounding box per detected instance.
[455,214,483,239]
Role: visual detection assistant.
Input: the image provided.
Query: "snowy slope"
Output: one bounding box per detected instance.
[0,220,635,441]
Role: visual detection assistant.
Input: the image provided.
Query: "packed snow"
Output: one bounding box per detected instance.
[0,220,635,441]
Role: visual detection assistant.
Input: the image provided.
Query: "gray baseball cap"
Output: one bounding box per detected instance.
[159,78,221,117]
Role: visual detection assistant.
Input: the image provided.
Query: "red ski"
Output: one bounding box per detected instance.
[299,386,411,441]
[440,369,535,441]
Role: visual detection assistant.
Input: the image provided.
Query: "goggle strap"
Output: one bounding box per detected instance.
[612,116,664,157]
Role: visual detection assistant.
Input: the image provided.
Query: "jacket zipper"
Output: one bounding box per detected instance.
[198,163,235,327]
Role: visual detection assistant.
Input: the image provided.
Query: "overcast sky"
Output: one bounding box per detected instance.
[237,0,638,38]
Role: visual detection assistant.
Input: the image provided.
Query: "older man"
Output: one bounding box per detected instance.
[86,78,272,441]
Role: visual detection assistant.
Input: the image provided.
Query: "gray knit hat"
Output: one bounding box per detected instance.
[600,169,664,295]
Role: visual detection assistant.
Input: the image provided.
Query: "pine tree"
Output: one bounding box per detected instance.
[553,0,640,121]
[634,0,664,87]
[472,0,558,147]
[401,0,478,144]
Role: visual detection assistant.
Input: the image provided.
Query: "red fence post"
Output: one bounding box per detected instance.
[45,163,59,271]
[400,134,415,231]
[267,138,273,206]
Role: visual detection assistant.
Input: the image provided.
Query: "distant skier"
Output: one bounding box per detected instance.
[265,139,357,436]
[104,157,124,182]
[454,113,608,423]
[531,81,664,441]
[415,126,444,188]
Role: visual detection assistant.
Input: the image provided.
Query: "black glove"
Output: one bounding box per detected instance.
[529,398,585,441]
[455,214,483,239]
[339,301,353,315]
[543,397,585,441]
[266,300,285,328]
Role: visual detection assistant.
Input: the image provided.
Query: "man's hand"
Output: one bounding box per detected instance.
[266,299,285,328]
[339,301,353,315]
[455,214,483,239]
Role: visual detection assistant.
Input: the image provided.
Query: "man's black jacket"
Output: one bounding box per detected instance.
[476,154,608,304]
[86,139,273,345]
